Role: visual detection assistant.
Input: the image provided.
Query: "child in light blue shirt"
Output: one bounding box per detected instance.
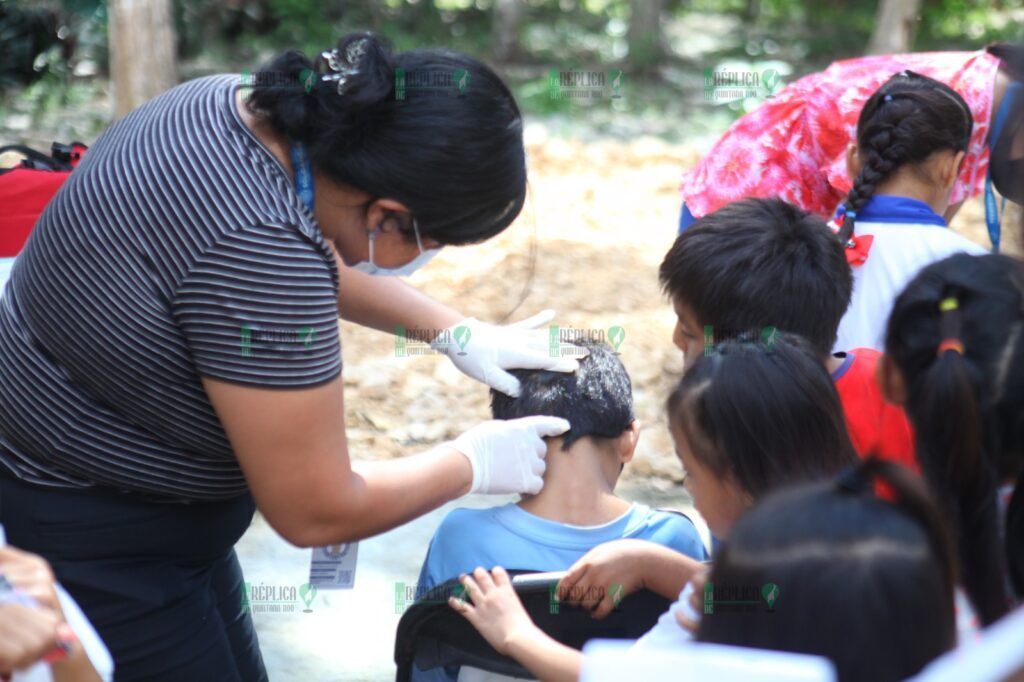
[414,342,707,681]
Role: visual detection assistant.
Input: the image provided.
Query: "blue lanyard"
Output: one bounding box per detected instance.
[984,82,1023,252]
[290,142,314,213]
[984,175,1005,253]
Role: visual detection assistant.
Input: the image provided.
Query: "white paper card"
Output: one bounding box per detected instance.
[308,542,358,589]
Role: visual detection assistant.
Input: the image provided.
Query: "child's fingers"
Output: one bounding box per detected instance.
[491,566,511,588]
[449,595,474,618]
[556,564,586,601]
[675,608,700,634]
[472,566,496,592]
[590,594,617,620]
[459,573,483,605]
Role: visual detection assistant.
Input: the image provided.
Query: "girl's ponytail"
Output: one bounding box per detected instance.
[886,254,1024,625]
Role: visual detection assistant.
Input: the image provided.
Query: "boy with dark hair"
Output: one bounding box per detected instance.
[414,343,707,680]
[658,197,915,469]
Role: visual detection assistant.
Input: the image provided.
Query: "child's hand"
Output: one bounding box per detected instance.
[675,567,710,634]
[556,539,650,619]
[0,547,64,619]
[0,603,66,676]
[449,567,539,657]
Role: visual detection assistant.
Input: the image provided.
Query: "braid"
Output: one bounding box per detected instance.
[839,72,974,246]
[840,121,908,244]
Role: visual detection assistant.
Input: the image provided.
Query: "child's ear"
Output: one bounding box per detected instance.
[946,150,967,189]
[616,420,640,464]
[846,143,861,180]
[877,353,909,405]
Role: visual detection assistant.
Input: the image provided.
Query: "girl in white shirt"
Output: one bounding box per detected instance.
[832,70,987,353]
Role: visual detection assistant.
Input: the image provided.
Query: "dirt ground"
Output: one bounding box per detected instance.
[336,124,1012,488]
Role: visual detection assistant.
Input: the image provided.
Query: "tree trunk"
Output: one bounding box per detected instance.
[108,0,178,119]
[866,0,922,55]
[492,0,521,62]
[627,0,663,75]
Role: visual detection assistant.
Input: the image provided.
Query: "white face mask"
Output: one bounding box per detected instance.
[352,219,442,277]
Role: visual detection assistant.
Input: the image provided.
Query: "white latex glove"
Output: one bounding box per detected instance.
[450,416,570,495]
[431,310,584,397]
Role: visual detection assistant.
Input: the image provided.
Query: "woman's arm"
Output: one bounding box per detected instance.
[335,257,463,333]
[203,375,565,547]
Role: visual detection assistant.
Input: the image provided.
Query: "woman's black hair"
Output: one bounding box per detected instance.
[988,42,1024,83]
[244,32,526,246]
[885,252,1024,625]
[666,333,858,500]
[838,70,973,245]
[697,457,958,682]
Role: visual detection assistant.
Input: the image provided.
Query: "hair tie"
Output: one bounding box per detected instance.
[937,339,965,355]
[937,296,965,357]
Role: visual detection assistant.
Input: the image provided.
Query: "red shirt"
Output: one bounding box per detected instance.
[832,348,918,472]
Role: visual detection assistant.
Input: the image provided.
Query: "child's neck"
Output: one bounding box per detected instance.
[874,175,948,218]
[517,440,631,527]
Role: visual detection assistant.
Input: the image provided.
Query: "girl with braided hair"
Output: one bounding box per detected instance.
[833,70,987,353]
[879,252,1024,628]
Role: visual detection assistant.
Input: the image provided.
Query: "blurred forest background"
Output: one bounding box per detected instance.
[2,0,1024,144]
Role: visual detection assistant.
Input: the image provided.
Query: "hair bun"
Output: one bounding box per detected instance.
[316,32,394,111]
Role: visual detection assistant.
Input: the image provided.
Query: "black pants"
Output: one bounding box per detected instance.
[0,470,269,681]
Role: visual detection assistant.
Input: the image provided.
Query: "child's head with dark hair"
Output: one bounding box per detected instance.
[659,198,852,367]
[697,457,957,682]
[666,334,858,538]
[881,252,1024,625]
[838,70,973,244]
[490,342,635,453]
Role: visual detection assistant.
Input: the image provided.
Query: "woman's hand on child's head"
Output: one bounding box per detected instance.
[449,566,538,657]
[557,539,650,619]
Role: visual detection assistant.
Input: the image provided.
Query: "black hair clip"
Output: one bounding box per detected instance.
[836,464,869,494]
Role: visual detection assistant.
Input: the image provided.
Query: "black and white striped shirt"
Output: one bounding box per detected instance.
[0,75,341,502]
